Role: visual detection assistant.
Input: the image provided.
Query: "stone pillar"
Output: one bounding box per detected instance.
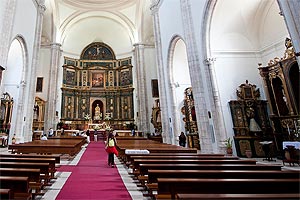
[24,0,46,141]
[277,0,300,63]
[150,0,172,144]
[0,0,16,69]
[0,0,16,103]
[133,43,150,134]
[205,58,227,152]
[14,80,26,143]
[180,0,213,153]
[44,43,61,131]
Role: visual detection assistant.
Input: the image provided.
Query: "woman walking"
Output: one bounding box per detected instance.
[105,132,118,167]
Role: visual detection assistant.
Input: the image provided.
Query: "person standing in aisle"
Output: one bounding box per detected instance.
[105,132,118,167]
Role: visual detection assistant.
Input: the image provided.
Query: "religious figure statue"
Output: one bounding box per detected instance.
[94,104,102,120]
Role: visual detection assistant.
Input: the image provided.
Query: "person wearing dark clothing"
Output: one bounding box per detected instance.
[179,132,186,147]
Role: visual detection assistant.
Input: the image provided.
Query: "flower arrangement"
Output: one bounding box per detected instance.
[224,137,233,149]
[94,124,100,130]
[104,113,111,121]
[84,114,91,120]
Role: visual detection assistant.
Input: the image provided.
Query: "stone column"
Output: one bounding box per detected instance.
[44,43,61,131]
[150,0,172,144]
[14,80,26,143]
[277,0,300,63]
[205,58,227,152]
[133,43,150,134]
[24,0,46,141]
[180,0,213,153]
[0,0,16,103]
[0,0,16,68]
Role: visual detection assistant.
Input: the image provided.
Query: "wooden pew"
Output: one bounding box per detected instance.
[8,138,85,156]
[156,178,300,199]
[0,176,32,200]
[147,169,300,184]
[0,168,43,196]
[0,157,56,179]
[175,193,300,200]
[145,169,300,198]
[0,162,51,185]
[138,163,283,176]
[116,138,198,160]
[132,159,257,173]
[0,189,12,200]
[0,153,60,164]
[124,152,225,165]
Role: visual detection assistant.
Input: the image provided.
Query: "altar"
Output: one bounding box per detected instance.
[87,123,109,131]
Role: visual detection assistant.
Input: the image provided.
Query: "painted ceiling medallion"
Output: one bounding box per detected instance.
[61,0,136,10]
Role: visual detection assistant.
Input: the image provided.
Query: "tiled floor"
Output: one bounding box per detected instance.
[1,145,299,200]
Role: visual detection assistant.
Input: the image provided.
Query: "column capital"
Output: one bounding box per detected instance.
[204,57,216,65]
[37,2,46,14]
[150,0,162,15]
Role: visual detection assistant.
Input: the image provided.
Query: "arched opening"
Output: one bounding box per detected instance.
[2,37,26,143]
[92,100,104,121]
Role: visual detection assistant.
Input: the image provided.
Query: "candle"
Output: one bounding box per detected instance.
[287,124,290,135]
[294,120,297,130]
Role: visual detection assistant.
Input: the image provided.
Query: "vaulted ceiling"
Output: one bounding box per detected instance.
[42,0,154,58]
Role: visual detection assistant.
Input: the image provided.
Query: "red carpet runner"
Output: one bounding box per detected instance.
[56,141,131,200]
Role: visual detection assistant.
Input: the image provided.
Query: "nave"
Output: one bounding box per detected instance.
[1,139,299,200]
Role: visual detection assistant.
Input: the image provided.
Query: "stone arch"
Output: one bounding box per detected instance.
[166,35,191,145]
[4,35,28,143]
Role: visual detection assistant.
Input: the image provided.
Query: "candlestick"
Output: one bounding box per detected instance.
[294,120,297,130]
[287,124,290,135]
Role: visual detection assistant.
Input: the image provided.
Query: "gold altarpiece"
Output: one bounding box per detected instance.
[61,42,134,130]
[258,38,300,150]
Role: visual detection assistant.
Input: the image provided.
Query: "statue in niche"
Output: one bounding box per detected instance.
[94,104,102,120]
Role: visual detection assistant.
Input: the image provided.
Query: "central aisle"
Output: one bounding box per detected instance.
[56,141,131,200]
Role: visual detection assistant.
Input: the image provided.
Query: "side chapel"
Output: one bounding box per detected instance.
[60,42,134,130]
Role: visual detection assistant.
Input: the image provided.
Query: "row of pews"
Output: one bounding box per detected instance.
[8,136,86,156]
[0,153,61,199]
[116,137,300,200]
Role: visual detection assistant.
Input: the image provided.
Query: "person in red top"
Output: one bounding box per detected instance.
[105,132,118,167]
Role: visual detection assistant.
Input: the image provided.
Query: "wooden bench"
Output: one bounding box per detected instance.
[147,169,300,184]
[0,168,44,197]
[132,159,257,173]
[0,189,12,200]
[0,153,60,164]
[0,176,32,200]
[0,162,51,185]
[157,178,300,199]
[8,138,85,156]
[138,163,283,176]
[144,169,300,196]
[124,152,225,164]
[0,157,56,178]
[175,193,300,200]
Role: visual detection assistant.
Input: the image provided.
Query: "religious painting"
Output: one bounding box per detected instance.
[36,77,43,92]
[92,72,104,87]
[66,70,76,85]
[243,87,253,99]
[151,79,159,97]
[120,69,131,86]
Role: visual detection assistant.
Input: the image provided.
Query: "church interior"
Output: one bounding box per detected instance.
[0,0,299,199]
